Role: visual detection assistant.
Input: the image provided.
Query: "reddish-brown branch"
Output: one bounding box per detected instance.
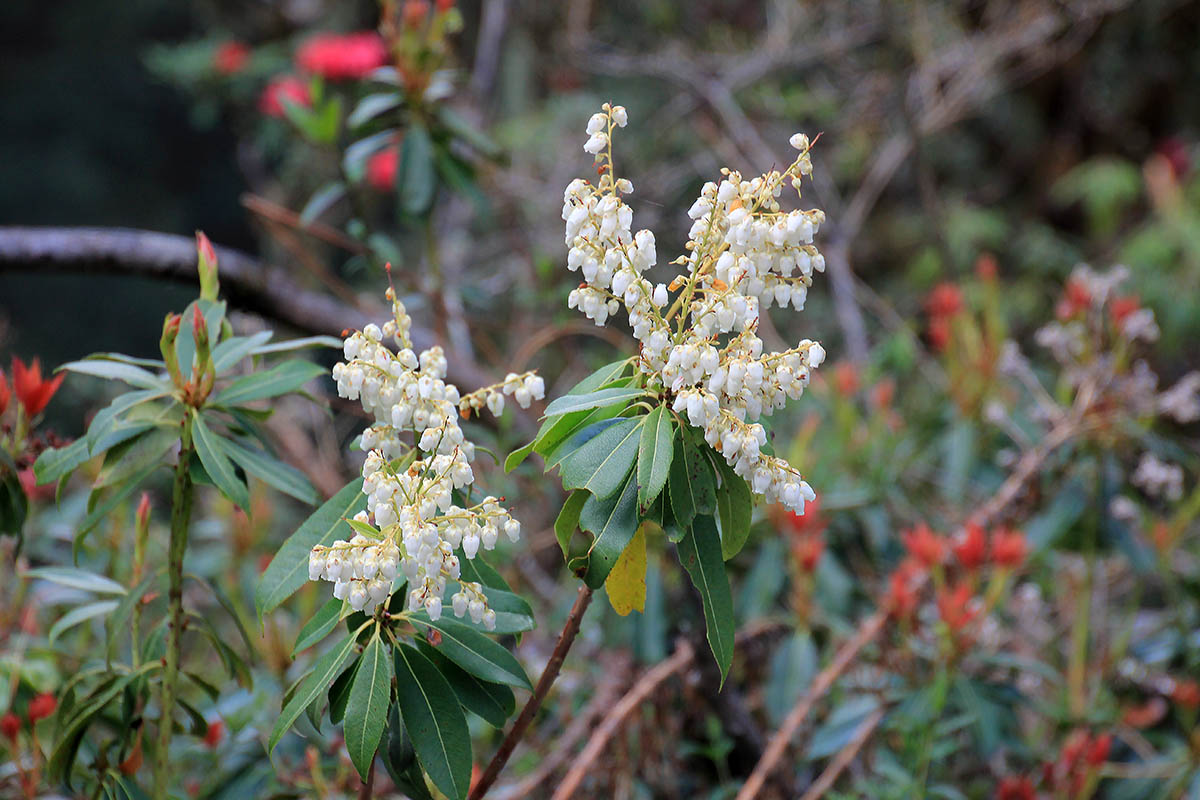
[798,707,885,800]
[469,585,595,800]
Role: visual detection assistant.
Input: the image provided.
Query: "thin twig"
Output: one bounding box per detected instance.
[240,193,369,255]
[357,759,375,800]
[798,706,885,800]
[551,640,695,800]
[469,585,595,800]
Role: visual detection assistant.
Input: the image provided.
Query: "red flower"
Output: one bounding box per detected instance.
[952,522,987,570]
[832,361,859,397]
[784,496,824,537]
[887,559,922,620]
[1172,679,1200,709]
[213,41,250,75]
[1057,278,1091,319]
[26,692,56,724]
[0,368,9,416]
[203,719,224,748]
[991,527,1027,568]
[1157,136,1191,180]
[11,357,65,417]
[1085,733,1112,766]
[1109,294,1140,330]
[296,32,388,81]
[937,582,977,631]
[259,76,311,117]
[995,776,1035,800]
[791,532,825,573]
[1,712,19,742]
[925,282,964,318]
[928,316,951,353]
[902,523,944,568]
[367,147,399,191]
[404,0,432,28]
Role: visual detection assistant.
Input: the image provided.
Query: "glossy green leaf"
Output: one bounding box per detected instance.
[191,412,250,511]
[211,331,274,372]
[250,335,342,356]
[47,600,118,643]
[59,359,166,390]
[221,437,320,505]
[710,454,753,561]
[294,598,346,656]
[93,427,176,489]
[543,386,646,418]
[677,515,734,684]
[26,567,126,595]
[216,360,325,406]
[300,181,346,225]
[580,470,640,588]
[561,416,644,500]
[269,630,361,753]
[85,390,169,453]
[637,405,674,509]
[416,641,515,728]
[345,634,393,779]
[411,616,531,689]
[33,439,90,486]
[393,643,473,800]
[397,123,437,217]
[349,93,402,128]
[256,478,366,619]
[554,489,589,557]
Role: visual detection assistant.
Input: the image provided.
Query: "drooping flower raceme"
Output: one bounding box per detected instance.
[309,288,544,627]
[563,103,824,513]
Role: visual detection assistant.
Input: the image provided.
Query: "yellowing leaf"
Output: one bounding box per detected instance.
[606,523,648,616]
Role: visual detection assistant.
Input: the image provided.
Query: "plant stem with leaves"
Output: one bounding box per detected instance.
[153,414,194,800]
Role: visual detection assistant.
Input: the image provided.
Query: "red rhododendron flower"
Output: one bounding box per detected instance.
[995,776,1035,800]
[367,147,399,191]
[952,522,987,570]
[296,32,388,81]
[0,368,9,416]
[26,692,56,723]
[991,527,1027,568]
[937,582,977,631]
[925,282,964,318]
[11,357,65,417]
[902,523,944,568]
[204,719,224,748]
[213,41,250,75]
[887,558,923,620]
[259,76,311,117]
[1,712,19,742]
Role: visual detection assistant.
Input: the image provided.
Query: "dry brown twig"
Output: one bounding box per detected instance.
[798,706,886,800]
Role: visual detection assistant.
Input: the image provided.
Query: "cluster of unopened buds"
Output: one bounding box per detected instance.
[314,284,541,626]
[563,103,826,513]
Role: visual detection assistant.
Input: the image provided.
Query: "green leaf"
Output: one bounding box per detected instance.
[543,416,625,469]
[75,463,158,560]
[256,478,366,619]
[393,643,473,800]
[211,331,274,373]
[293,597,345,655]
[191,412,250,511]
[436,106,503,159]
[175,299,227,376]
[416,641,515,728]
[543,386,645,418]
[105,570,160,661]
[48,600,118,643]
[554,489,589,557]
[327,656,360,726]
[269,630,361,753]
[637,405,674,509]
[250,335,342,356]
[59,359,166,390]
[503,440,536,473]
[605,523,647,616]
[411,616,531,689]
[345,633,393,780]
[431,581,534,636]
[561,416,644,500]
[580,470,640,588]
[397,123,437,217]
[33,439,90,486]
[349,93,402,128]
[26,567,127,595]
[85,390,169,453]
[221,437,320,505]
[216,360,326,406]
[669,436,716,526]
[677,515,734,684]
[710,454,753,561]
[93,427,176,489]
[300,181,347,225]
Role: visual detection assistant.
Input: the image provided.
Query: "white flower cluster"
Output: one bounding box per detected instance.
[1131,453,1184,502]
[314,288,541,625]
[562,103,824,513]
